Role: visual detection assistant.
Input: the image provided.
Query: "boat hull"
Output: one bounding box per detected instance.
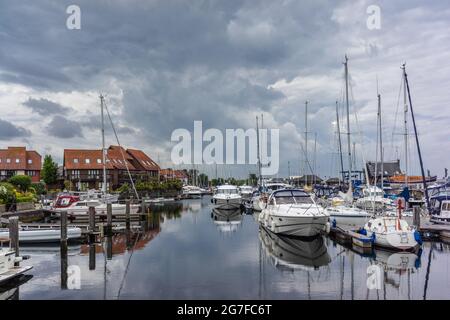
[0,228,82,243]
[365,230,418,251]
[261,214,329,237]
[212,198,242,210]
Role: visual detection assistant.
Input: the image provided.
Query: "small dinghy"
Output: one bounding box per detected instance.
[0,227,82,243]
[363,217,421,251]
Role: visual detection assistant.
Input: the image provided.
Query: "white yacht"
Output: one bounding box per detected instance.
[251,190,265,212]
[363,216,420,251]
[259,189,330,237]
[239,185,254,199]
[53,195,140,215]
[182,185,203,199]
[212,185,242,210]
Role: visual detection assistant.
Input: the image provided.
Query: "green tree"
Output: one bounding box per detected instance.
[42,155,58,185]
[9,175,32,192]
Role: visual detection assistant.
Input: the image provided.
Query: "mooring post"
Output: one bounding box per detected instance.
[106,203,112,235]
[8,216,19,263]
[413,206,421,229]
[89,243,96,270]
[60,240,68,289]
[106,235,113,260]
[125,199,131,230]
[141,199,146,216]
[88,206,96,243]
[60,211,68,243]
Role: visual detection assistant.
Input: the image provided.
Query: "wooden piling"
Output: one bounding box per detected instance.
[88,206,96,243]
[413,206,421,229]
[106,203,112,235]
[106,235,113,260]
[60,241,68,289]
[8,216,19,260]
[141,199,146,215]
[89,243,96,270]
[60,211,68,243]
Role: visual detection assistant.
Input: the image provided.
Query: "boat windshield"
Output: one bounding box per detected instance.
[218,189,238,194]
[273,190,313,205]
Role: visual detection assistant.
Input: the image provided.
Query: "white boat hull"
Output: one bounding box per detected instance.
[365,230,418,251]
[213,198,241,210]
[0,228,82,243]
[66,204,140,215]
[261,214,329,237]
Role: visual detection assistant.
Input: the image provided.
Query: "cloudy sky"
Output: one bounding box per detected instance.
[0,0,449,179]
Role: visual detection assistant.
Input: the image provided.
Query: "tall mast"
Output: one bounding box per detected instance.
[402,64,409,188]
[313,132,317,185]
[403,65,430,209]
[304,101,308,187]
[378,93,384,190]
[335,100,345,185]
[256,116,262,186]
[344,55,352,192]
[100,94,107,194]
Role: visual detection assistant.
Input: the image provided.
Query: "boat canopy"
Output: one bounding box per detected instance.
[269,189,313,205]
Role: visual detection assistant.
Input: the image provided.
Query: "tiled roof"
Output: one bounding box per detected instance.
[160,169,188,178]
[64,146,159,172]
[0,147,41,171]
[127,149,160,171]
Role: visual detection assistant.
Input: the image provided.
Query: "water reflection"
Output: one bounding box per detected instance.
[259,227,331,271]
[0,275,33,300]
[211,208,243,233]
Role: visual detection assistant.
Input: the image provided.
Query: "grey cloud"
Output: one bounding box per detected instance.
[0,118,31,139]
[23,98,71,116]
[46,115,83,139]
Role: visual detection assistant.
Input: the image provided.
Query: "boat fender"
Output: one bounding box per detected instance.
[414,230,423,245]
[332,219,337,228]
[371,232,376,242]
[359,228,367,236]
[325,222,331,234]
[14,256,23,263]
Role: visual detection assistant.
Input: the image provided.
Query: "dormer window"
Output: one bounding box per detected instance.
[85,159,90,164]
[15,159,20,163]
[97,159,102,164]
[74,158,79,164]
[6,159,11,163]
[28,159,32,164]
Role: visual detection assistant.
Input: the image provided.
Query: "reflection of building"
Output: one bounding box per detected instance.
[63,145,160,190]
[0,147,41,183]
[80,228,161,255]
[160,168,188,185]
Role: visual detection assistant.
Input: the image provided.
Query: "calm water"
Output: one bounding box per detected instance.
[5,196,450,300]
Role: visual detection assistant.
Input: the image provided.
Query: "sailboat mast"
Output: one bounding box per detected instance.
[305,100,308,186]
[336,100,345,185]
[379,94,384,190]
[256,116,262,186]
[402,64,409,188]
[344,55,352,191]
[403,66,431,209]
[100,94,107,194]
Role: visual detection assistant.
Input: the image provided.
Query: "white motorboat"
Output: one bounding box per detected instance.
[259,189,330,237]
[326,205,372,226]
[259,226,330,270]
[251,190,265,212]
[182,185,203,199]
[53,195,140,215]
[0,248,32,285]
[239,185,254,199]
[363,217,420,251]
[0,227,82,243]
[212,185,242,210]
[430,200,450,224]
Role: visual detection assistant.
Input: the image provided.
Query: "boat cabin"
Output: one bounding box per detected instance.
[268,189,313,206]
[216,185,239,194]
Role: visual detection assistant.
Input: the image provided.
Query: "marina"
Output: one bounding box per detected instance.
[2,197,450,300]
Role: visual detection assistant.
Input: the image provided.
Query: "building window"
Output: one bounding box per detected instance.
[97,159,102,164]
[28,159,32,164]
[85,159,90,164]
[6,159,11,163]
[74,158,79,164]
[15,159,20,163]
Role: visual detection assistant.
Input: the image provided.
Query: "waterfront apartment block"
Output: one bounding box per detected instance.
[63,145,160,190]
[0,147,42,183]
[160,168,189,185]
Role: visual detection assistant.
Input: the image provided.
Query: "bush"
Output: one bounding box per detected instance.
[9,175,32,192]
[16,195,36,203]
[0,182,17,206]
[31,182,46,195]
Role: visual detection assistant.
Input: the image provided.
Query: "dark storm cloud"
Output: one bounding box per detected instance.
[0,119,31,139]
[46,115,83,139]
[23,98,71,116]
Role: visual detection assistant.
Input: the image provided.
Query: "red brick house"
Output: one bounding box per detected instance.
[0,147,42,183]
[63,145,160,190]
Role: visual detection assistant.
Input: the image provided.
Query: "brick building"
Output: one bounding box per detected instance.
[63,145,160,190]
[0,147,41,183]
